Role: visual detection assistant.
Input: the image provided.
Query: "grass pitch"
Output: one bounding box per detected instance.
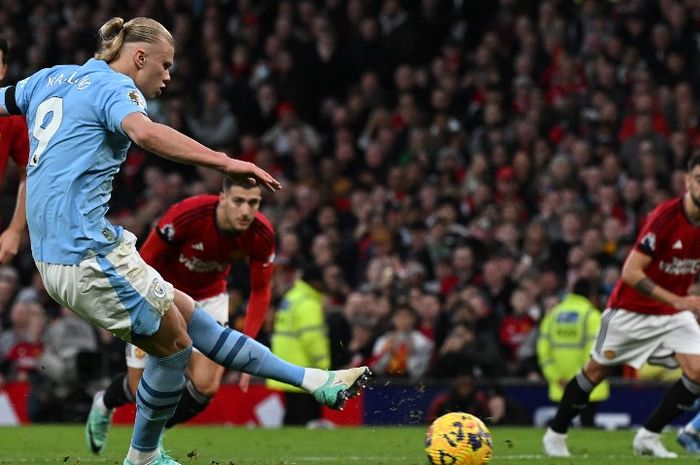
[0,425,698,464]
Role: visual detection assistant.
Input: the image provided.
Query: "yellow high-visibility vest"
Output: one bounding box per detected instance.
[537,293,610,402]
[267,279,330,392]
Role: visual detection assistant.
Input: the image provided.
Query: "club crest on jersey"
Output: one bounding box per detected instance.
[151,279,167,299]
[128,89,145,107]
[640,232,656,252]
[604,350,616,359]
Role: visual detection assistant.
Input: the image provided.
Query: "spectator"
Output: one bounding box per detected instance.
[370,303,433,379]
[499,288,537,375]
[0,300,46,384]
[30,307,98,422]
[261,101,321,157]
[427,372,529,426]
[186,80,238,148]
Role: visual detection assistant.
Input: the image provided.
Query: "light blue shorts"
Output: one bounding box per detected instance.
[36,230,175,343]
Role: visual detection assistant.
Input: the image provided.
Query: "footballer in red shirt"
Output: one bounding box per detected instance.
[99,176,275,430]
[0,40,28,264]
[544,155,700,458]
[607,196,700,316]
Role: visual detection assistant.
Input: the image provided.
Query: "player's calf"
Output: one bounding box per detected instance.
[164,378,211,428]
[103,372,135,410]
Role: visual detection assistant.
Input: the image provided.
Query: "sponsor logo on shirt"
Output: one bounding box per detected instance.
[673,240,683,250]
[179,253,227,273]
[192,242,204,251]
[658,257,700,275]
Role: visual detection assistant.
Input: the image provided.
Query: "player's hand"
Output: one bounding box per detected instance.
[675,295,700,313]
[225,158,282,192]
[0,228,21,264]
[239,373,252,393]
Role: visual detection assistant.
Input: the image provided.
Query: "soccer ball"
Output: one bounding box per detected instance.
[425,412,493,465]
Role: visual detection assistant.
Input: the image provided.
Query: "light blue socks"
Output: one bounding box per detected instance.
[188,305,304,386]
[130,345,191,452]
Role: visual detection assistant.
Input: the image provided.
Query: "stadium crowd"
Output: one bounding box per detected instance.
[0,0,700,422]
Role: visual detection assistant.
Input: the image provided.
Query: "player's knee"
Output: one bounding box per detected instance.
[583,361,608,384]
[684,365,700,383]
[159,307,192,354]
[195,379,220,398]
[173,329,192,352]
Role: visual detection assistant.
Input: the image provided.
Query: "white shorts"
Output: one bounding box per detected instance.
[36,230,174,343]
[591,308,700,369]
[126,291,229,369]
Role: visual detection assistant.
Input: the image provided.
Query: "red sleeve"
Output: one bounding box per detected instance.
[635,202,675,257]
[139,228,174,270]
[243,260,273,338]
[243,214,276,338]
[10,117,29,167]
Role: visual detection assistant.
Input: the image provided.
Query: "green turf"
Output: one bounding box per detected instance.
[1,425,699,465]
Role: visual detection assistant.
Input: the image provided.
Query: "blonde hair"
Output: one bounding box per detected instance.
[95,17,174,63]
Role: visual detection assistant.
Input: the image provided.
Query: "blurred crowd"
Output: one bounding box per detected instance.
[1,0,699,422]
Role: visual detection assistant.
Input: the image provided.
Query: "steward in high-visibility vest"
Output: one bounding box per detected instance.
[267,277,330,394]
[537,280,610,410]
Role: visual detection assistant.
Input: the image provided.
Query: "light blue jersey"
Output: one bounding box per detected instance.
[0,59,147,264]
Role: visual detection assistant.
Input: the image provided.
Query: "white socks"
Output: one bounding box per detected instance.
[126,446,159,465]
[301,368,330,391]
[94,391,110,415]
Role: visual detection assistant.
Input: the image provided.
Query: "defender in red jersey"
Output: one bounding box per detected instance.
[544,155,700,458]
[97,177,274,432]
[0,40,28,264]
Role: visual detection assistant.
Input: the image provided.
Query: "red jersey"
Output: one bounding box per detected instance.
[140,195,275,336]
[608,197,700,315]
[0,115,29,179]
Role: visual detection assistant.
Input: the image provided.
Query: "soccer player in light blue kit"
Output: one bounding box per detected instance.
[0,17,370,465]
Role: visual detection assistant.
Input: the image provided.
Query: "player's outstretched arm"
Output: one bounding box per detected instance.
[0,166,26,264]
[122,112,281,191]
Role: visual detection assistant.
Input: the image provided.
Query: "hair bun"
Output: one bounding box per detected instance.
[100,17,125,40]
